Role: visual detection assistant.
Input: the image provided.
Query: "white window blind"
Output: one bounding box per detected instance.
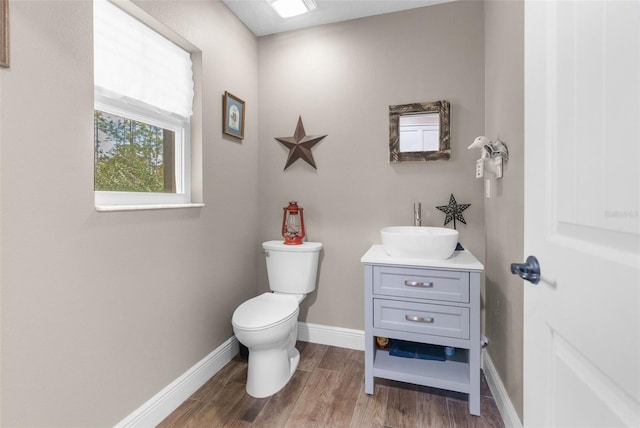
[93,0,194,119]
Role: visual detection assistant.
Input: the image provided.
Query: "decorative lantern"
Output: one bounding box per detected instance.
[282,201,305,245]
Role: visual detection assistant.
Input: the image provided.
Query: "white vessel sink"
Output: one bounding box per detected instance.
[380,226,459,260]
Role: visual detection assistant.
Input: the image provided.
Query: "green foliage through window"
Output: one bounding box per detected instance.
[94,110,175,193]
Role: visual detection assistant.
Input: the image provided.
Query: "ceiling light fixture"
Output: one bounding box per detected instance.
[268,0,317,18]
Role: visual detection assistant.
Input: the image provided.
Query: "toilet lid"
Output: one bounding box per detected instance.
[232,293,298,331]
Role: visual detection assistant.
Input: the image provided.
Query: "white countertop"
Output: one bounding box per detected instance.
[361,244,484,271]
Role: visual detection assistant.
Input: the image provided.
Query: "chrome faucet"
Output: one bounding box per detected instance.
[414,202,422,226]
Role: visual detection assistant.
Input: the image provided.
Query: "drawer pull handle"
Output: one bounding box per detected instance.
[404,280,434,288]
[405,315,434,323]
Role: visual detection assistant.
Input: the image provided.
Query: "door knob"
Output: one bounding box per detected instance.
[510,255,541,285]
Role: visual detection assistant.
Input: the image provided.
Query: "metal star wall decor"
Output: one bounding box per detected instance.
[275,116,327,170]
[436,193,471,230]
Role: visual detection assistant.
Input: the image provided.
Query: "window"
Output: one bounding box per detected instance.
[94,107,185,194]
[93,0,195,209]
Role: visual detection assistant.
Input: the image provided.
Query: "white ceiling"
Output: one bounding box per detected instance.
[222,0,456,37]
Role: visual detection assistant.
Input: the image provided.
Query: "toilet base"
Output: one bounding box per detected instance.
[246,346,300,398]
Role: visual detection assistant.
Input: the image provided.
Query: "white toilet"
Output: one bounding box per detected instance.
[232,240,322,398]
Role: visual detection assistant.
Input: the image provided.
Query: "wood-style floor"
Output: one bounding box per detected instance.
[158,342,505,428]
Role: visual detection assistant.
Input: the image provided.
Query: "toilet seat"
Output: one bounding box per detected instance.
[232,293,299,331]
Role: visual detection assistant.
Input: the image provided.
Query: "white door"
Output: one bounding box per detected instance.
[523,1,640,427]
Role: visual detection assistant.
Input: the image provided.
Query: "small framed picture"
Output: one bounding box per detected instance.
[0,0,8,68]
[223,91,245,139]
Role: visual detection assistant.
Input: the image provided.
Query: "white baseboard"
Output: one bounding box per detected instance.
[482,351,523,428]
[118,323,526,428]
[116,326,523,428]
[297,321,365,351]
[114,336,239,428]
[114,323,363,427]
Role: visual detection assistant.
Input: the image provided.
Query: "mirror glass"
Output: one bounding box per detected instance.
[399,113,440,152]
[389,100,450,162]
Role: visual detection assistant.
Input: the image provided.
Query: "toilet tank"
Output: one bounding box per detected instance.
[262,240,322,294]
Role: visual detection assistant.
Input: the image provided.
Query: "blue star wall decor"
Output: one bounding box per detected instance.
[436,193,470,230]
[275,116,327,170]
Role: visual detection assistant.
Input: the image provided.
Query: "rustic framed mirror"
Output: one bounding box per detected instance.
[389,100,450,162]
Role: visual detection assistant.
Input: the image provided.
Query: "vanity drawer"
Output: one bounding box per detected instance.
[373,266,469,302]
[374,299,469,339]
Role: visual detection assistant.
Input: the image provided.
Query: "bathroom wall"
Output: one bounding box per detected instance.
[483,0,525,421]
[257,1,485,330]
[0,0,258,426]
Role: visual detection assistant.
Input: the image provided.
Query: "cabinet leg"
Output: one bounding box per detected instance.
[364,329,374,395]
[469,350,481,415]
[365,376,374,395]
[469,392,480,416]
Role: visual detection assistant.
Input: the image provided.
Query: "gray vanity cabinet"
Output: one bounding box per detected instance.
[361,245,484,416]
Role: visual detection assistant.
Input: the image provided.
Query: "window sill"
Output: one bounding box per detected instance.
[95,203,205,212]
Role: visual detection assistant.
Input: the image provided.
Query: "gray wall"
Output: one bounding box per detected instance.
[0,0,259,426]
[257,1,485,330]
[484,0,524,421]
